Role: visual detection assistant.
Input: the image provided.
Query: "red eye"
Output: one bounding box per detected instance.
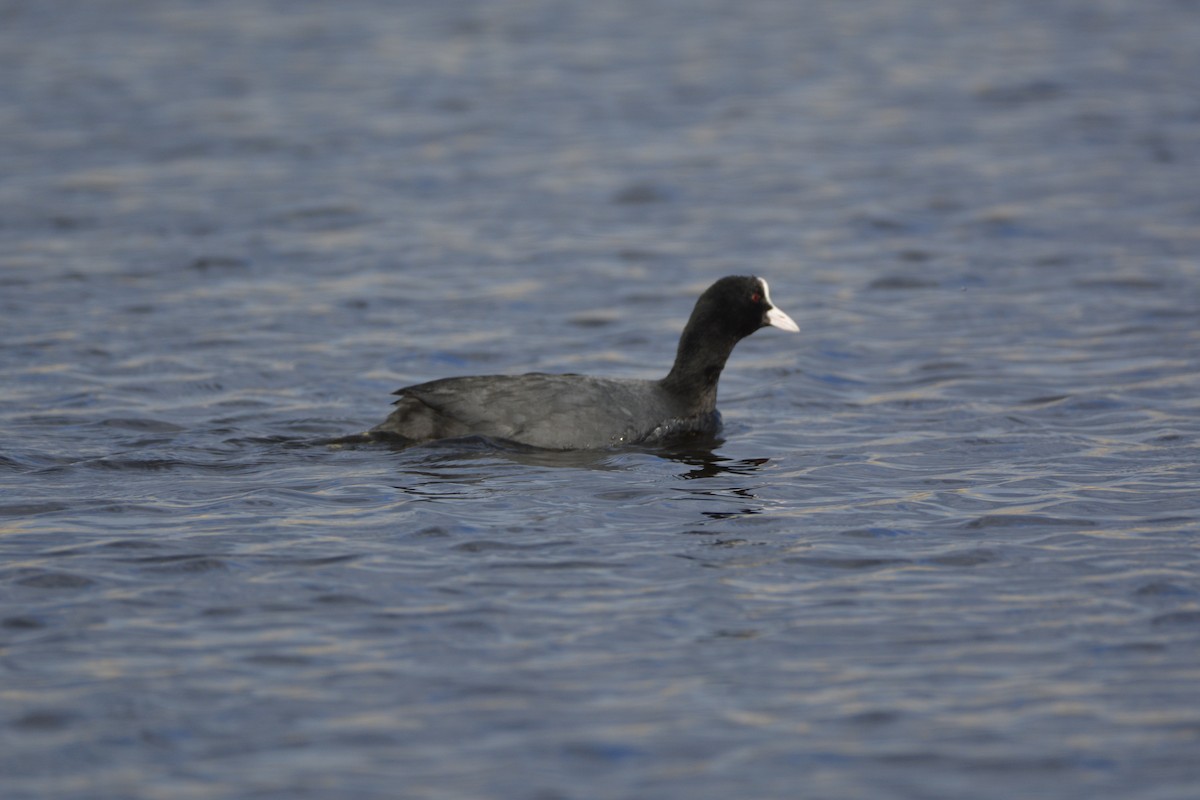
[751,293,761,303]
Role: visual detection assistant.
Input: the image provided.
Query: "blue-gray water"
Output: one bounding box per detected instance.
[3,1,1199,798]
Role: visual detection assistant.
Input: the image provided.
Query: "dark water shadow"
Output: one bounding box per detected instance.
[634,441,771,481]
[314,430,771,480]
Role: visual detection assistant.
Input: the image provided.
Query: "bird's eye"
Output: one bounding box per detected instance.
[751,293,761,304]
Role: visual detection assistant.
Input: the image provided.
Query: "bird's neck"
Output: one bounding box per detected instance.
[659,326,739,412]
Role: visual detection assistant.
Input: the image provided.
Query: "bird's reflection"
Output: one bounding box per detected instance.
[333,432,774,524]
[649,439,771,480]
[346,430,772,481]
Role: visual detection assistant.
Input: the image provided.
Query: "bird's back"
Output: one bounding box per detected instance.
[370,372,716,449]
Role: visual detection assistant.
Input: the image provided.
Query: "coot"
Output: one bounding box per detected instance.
[370,275,798,449]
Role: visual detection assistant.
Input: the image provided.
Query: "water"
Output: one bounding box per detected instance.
[3,1,1199,798]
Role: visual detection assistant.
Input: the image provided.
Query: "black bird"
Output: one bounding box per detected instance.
[370,275,798,449]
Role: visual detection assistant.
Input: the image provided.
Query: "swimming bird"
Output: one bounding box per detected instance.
[369,275,798,449]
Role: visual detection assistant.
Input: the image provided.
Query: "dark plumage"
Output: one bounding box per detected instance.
[370,275,798,449]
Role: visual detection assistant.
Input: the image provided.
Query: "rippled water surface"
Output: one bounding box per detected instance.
[3,1,1200,798]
